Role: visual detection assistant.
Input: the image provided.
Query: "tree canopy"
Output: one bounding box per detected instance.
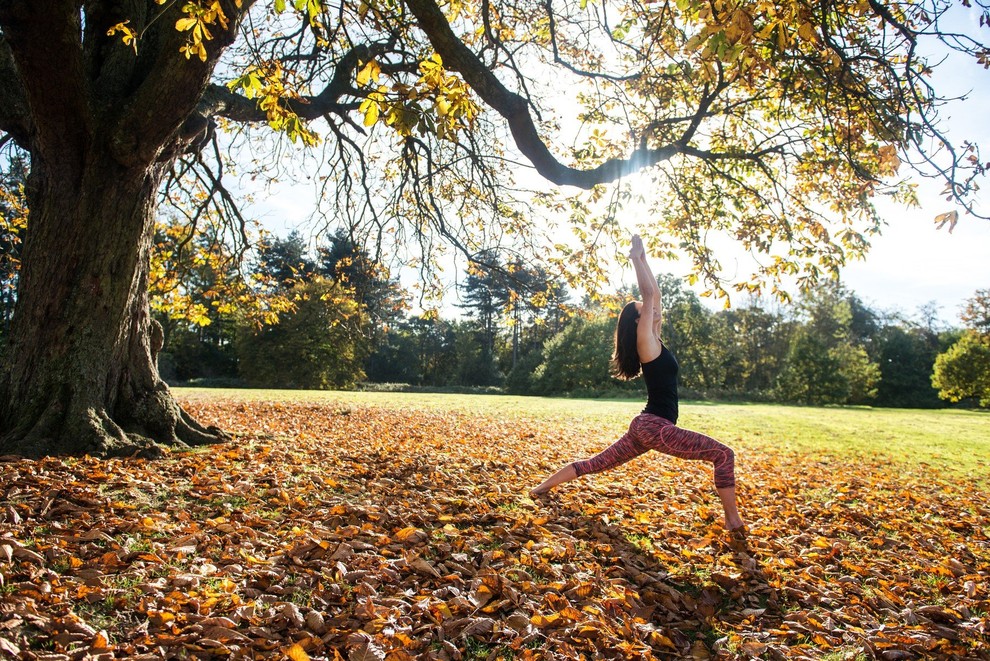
[181,0,987,293]
[6,0,984,294]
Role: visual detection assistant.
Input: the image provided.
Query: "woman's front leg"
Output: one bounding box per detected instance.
[717,485,745,531]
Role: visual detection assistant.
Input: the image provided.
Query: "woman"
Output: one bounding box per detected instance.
[530,234,745,532]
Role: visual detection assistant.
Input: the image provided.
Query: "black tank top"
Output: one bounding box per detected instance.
[641,344,679,423]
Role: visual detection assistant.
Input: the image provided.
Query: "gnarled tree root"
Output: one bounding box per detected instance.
[0,381,227,459]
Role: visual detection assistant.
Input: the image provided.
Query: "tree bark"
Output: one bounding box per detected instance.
[0,148,224,457]
[0,0,249,457]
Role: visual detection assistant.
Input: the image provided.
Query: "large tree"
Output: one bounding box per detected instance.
[0,0,986,456]
[932,288,990,407]
[932,330,990,407]
[316,229,407,339]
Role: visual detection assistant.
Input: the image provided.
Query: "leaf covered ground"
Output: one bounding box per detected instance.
[1,397,988,660]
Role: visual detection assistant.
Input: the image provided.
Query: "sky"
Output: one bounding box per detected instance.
[247,7,989,327]
[836,13,990,324]
[840,184,989,323]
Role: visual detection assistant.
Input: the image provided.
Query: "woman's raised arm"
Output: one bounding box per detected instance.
[630,234,662,361]
[630,235,660,302]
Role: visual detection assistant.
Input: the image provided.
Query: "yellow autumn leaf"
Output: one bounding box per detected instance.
[395,526,426,542]
[175,17,199,31]
[356,60,381,86]
[878,144,901,175]
[362,101,379,126]
[91,631,110,650]
[285,643,309,661]
[651,632,678,649]
[530,613,561,627]
[934,210,959,232]
[797,21,817,42]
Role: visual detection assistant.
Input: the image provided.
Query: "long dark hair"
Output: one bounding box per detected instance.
[611,301,641,380]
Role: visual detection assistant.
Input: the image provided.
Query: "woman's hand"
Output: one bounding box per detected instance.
[629,234,645,260]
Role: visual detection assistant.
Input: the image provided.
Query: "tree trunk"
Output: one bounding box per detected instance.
[0,151,224,457]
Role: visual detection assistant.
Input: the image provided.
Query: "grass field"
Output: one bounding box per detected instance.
[176,387,990,483]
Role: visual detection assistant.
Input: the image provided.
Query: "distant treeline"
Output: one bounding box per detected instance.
[2,219,988,408]
[129,231,990,409]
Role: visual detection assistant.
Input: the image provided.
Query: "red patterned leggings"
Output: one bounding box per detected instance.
[572,413,736,489]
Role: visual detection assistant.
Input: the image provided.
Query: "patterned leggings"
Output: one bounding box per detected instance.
[572,413,736,489]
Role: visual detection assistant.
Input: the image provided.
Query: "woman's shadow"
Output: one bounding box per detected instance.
[531,492,781,657]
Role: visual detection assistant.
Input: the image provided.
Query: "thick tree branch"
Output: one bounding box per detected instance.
[0,36,32,147]
[112,0,257,166]
[199,84,268,124]
[0,0,92,174]
[84,0,147,104]
[201,43,372,126]
[403,0,685,189]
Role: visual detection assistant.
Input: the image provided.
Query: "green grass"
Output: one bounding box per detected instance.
[174,387,990,482]
[686,401,990,481]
